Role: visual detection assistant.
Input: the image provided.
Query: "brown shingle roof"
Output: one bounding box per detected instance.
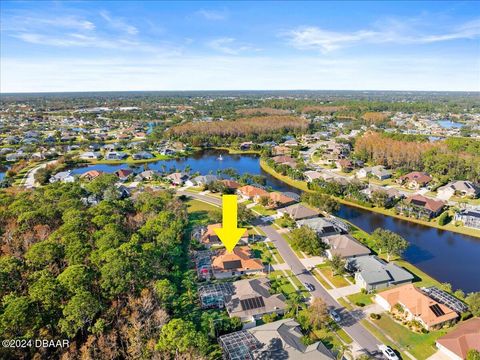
[405,194,445,213]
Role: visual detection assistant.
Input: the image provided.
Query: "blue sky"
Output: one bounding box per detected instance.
[1,1,479,92]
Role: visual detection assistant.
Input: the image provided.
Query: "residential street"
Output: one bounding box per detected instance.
[181,190,382,356]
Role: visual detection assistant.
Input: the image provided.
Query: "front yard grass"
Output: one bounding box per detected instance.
[251,204,277,216]
[318,267,350,288]
[312,269,333,290]
[361,313,448,360]
[347,292,374,307]
[250,242,278,265]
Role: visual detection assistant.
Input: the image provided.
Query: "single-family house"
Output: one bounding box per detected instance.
[80,170,103,181]
[132,151,154,160]
[211,246,264,279]
[397,194,445,219]
[134,170,158,182]
[237,185,269,201]
[323,234,371,260]
[49,171,75,183]
[272,145,290,155]
[271,155,297,168]
[240,141,253,150]
[437,181,480,200]
[455,209,480,229]
[296,217,343,237]
[336,159,354,172]
[375,284,458,330]
[304,170,323,182]
[224,278,287,322]
[219,319,335,359]
[105,151,128,161]
[371,165,392,180]
[267,192,297,209]
[165,172,189,186]
[201,223,248,248]
[435,317,480,360]
[277,204,319,221]
[346,255,413,292]
[187,175,219,187]
[397,171,433,189]
[221,179,241,190]
[114,169,133,181]
[79,151,102,160]
[283,139,298,147]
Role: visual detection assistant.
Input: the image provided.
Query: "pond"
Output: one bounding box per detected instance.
[71,149,479,292]
[437,120,464,129]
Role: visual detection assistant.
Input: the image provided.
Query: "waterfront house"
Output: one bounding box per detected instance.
[221,179,241,190]
[436,317,480,360]
[219,319,335,359]
[132,151,154,160]
[201,223,248,248]
[454,209,480,229]
[239,141,253,150]
[211,246,263,279]
[134,170,158,182]
[277,203,319,221]
[105,151,128,161]
[165,172,189,186]
[304,170,323,182]
[80,151,102,160]
[80,170,104,181]
[267,192,297,209]
[397,194,445,219]
[375,284,458,330]
[114,169,133,181]
[237,185,269,202]
[397,171,432,189]
[49,171,75,184]
[323,234,371,260]
[224,278,287,323]
[272,155,297,168]
[187,175,219,187]
[296,217,343,237]
[346,255,413,292]
[437,181,480,200]
[272,145,290,155]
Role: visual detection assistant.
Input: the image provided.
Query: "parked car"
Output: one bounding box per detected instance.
[329,309,341,323]
[378,345,400,360]
[304,283,315,292]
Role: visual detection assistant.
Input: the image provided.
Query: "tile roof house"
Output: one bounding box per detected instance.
[296,217,343,237]
[271,155,297,168]
[165,172,189,186]
[304,170,323,182]
[224,278,287,322]
[346,255,413,292]
[375,284,458,330]
[114,169,133,181]
[436,317,480,360]
[398,194,445,219]
[437,181,480,200]
[267,192,297,209]
[397,171,433,189]
[277,204,319,220]
[212,246,264,279]
[201,223,248,248]
[237,185,269,201]
[323,234,371,260]
[219,319,335,360]
[80,170,104,181]
[221,179,242,190]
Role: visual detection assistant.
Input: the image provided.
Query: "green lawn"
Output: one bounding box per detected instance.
[312,269,333,290]
[185,199,219,227]
[265,242,285,264]
[268,271,298,298]
[347,292,374,307]
[318,267,350,288]
[337,297,352,310]
[250,242,278,265]
[361,314,448,360]
[282,233,305,259]
[251,204,277,216]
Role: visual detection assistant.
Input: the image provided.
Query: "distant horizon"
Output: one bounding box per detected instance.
[2,88,479,96]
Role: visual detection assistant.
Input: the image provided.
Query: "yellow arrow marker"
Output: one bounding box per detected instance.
[213,195,247,253]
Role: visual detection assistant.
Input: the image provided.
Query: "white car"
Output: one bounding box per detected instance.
[378,345,400,360]
[328,309,341,323]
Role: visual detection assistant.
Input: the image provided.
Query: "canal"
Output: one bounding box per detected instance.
[71,149,480,292]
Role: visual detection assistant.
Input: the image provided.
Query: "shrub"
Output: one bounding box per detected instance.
[355,302,365,307]
[370,313,381,320]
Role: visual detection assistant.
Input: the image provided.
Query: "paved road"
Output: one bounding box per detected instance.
[258,223,382,355]
[181,190,382,355]
[22,160,57,188]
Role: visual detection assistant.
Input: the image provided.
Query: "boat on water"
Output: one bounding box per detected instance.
[217,155,223,161]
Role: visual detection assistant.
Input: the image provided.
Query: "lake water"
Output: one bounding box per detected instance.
[437,120,464,129]
[71,149,479,292]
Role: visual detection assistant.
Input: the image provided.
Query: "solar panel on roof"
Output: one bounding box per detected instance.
[240,296,265,311]
[430,304,445,317]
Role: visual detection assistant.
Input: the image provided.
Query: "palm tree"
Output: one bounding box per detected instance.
[286,292,303,318]
[335,343,353,360]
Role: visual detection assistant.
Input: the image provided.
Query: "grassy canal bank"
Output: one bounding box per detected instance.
[260,159,480,239]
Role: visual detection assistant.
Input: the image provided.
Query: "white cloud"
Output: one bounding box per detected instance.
[196,9,228,21]
[207,37,258,55]
[285,18,480,52]
[99,11,138,35]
